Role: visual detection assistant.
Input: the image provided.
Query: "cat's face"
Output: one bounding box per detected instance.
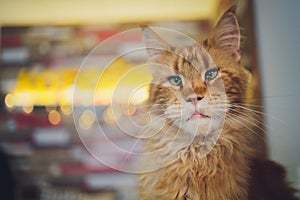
[143,10,251,138]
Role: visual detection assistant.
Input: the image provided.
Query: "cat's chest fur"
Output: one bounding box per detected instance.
[139,130,251,200]
[139,6,255,200]
[138,6,298,199]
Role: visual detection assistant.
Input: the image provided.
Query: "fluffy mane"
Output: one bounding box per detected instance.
[138,7,298,200]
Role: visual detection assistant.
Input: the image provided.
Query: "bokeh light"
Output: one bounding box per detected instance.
[48,110,61,125]
[60,104,73,115]
[5,93,15,108]
[79,109,96,129]
[102,107,116,125]
[23,105,34,114]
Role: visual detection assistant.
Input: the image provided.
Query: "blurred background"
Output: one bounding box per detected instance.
[0,0,299,199]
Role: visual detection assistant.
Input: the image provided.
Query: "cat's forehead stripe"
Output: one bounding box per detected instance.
[179,45,211,70]
[172,54,180,71]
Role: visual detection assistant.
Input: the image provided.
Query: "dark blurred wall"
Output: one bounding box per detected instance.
[0,148,16,200]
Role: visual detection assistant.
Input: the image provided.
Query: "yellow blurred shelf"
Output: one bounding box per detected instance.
[0,0,220,25]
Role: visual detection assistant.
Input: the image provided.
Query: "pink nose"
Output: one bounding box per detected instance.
[186,95,203,105]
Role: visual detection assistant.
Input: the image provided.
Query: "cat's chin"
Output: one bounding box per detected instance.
[179,118,211,137]
[176,116,223,138]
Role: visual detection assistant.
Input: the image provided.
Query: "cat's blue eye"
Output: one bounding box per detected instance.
[205,69,219,81]
[168,76,182,87]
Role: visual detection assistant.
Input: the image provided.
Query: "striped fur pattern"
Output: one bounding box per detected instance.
[139,9,256,200]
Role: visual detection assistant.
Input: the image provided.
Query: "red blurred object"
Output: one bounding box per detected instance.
[2,35,23,47]
[14,112,60,129]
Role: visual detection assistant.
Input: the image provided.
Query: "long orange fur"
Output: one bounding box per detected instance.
[139,8,298,200]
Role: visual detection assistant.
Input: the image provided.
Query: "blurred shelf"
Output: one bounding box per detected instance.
[0,0,221,26]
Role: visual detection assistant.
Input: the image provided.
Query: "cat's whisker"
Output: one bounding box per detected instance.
[136,102,170,110]
[166,112,182,120]
[225,117,264,141]
[220,104,265,125]
[166,119,181,132]
[231,102,264,108]
[137,107,165,114]
[149,113,168,121]
[137,119,168,139]
[230,104,288,126]
[228,111,267,135]
[146,108,166,114]
[214,101,269,118]
[132,109,167,122]
[212,103,286,141]
[149,120,181,150]
[225,113,267,142]
[123,115,174,163]
[228,109,267,130]
[212,109,266,140]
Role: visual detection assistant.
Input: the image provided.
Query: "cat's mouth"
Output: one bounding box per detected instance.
[187,111,210,121]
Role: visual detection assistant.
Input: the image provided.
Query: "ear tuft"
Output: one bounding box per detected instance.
[141,26,171,62]
[207,8,241,61]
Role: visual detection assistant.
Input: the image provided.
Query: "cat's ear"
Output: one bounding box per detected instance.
[206,7,241,61]
[141,26,172,63]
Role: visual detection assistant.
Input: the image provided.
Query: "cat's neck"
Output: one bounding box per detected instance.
[140,122,254,199]
[143,119,255,171]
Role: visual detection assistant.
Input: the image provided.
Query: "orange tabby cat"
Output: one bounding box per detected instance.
[139,8,298,200]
